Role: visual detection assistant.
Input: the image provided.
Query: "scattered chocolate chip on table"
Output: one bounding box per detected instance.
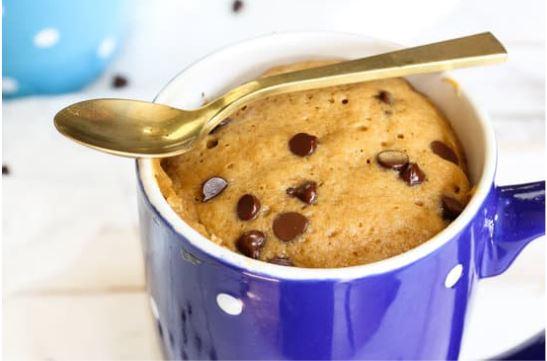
[112,75,128,88]
[232,0,243,13]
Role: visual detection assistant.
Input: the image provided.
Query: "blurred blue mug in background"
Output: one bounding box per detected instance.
[2,0,129,98]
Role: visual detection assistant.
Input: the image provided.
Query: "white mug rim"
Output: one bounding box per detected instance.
[137,31,497,280]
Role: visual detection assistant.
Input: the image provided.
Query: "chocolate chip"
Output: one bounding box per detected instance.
[112,75,128,88]
[207,139,219,149]
[289,133,317,156]
[441,196,465,220]
[341,98,349,104]
[273,212,309,241]
[286,181,317,205]
[268,256,294,266]
[375,90,394,105]
[209,118,232,134]
[201,177,227,201]
[2,164,10,176]
[430,141,458,164]
[400,163,425,186]
[232,0,243,12]
[237,194,261,220]
[376,150,409,170]
[236,230,266,259]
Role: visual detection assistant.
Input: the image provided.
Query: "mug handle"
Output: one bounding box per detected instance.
[478,181,545,278]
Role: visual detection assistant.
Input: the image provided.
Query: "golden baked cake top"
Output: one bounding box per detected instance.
[156,61,471,268]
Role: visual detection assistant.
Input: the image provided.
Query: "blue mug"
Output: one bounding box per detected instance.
[136,33,545,360]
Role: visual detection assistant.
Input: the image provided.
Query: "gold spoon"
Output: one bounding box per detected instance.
[54,32,506,158]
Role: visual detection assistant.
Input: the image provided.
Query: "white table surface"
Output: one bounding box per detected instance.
[2,0,545,359]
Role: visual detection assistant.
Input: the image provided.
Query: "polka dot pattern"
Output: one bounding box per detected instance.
[97,37,117,59]
[444,264,463,288]
[2,77,19,94]
[34,28,60,48]
[216,293,243,315]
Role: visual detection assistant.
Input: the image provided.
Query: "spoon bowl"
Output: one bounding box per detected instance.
[54,99,207,157]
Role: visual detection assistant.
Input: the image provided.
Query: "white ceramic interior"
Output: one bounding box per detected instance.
[137,32,496,280]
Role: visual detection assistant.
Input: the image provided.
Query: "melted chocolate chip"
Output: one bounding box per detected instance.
[400,163,425,186]
[376,150,409,170]
[236,230,266,259]
[289,133,318,157]
[237,194,261,220]
[268,256,294,266]
[441,196,465,220]
[201,177,227,201]
[430,141,459,164]
[209,118,232,134]
[273,212,309,241]
[375,90,394,105]
[112,75,128,88]
[286,181,317,205]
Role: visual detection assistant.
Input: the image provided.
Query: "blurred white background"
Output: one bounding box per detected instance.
[2,0,545,359]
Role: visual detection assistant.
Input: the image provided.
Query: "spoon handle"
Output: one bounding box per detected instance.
[207,32,506,129]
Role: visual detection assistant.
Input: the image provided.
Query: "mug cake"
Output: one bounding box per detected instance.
[155,61,471,268]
